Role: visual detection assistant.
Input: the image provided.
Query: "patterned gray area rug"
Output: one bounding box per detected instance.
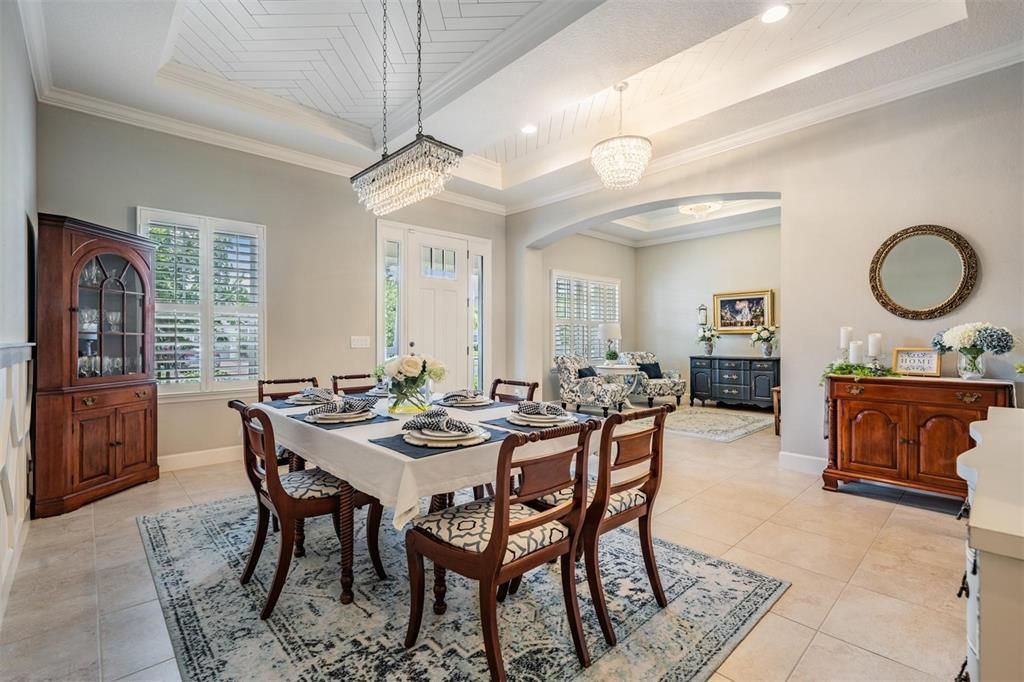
[138,495,787,681]
[635,405,774,443]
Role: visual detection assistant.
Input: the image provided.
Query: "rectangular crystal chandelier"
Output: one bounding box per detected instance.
[351,134,462,217]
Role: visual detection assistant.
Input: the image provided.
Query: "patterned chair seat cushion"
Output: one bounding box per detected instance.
[262,468,344,499]
[413,499,569,565]
[537,483,647,518]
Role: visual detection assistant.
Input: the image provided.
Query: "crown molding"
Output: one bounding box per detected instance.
[374,0,603,141]
[505,41,1024,215]
[434,191,507,216]
[583,210,780,249]
[157,62,375,150]
[17,0,51,99]
[577,229,637,248]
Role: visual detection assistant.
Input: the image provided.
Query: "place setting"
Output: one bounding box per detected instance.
[262,386,337,409]
[484,400,586,433]
[289,396,394,430]
[370,407,508,459]
[433,388,496,410]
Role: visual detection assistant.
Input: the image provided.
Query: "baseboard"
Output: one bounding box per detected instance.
[158,445,242,472]
[778,450,827,475]
[0,518,30,631]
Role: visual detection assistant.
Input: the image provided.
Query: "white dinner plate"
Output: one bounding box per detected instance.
[403,432,490,448]
[418,426,487,440]
[509,410,565,422]
[441,398,492,407]
[305,411,373,424]
[507,414,575,428]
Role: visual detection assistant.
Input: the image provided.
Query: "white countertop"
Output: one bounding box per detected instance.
[957,407,1024,560]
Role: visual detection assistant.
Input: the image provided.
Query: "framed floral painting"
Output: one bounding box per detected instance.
[713,290,774,334]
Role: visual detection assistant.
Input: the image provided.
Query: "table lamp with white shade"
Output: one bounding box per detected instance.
[598,322,622,364]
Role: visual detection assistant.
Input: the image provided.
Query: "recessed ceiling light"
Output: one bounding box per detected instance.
[761,4,790,23]
[521,124,538,134]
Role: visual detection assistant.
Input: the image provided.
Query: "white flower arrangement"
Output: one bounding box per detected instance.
[383,353,447,411]
[932,322,1015,356]
[749,325,778,345]
[696,324,720,343]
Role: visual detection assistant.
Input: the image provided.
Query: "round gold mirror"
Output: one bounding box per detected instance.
[869,225,978,320]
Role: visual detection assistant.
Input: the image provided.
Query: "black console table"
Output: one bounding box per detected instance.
[689,355,779,409]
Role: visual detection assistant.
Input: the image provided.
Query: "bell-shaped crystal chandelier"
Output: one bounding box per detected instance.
[591,82,652,190]
[352,0,462,216]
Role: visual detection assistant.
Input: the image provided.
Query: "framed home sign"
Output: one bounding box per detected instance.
[892,347,942,376]
[713,289,774,334]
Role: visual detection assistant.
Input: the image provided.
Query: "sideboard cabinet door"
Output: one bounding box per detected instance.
[908,405,977,493]
[116,400,156,476]
[838,399,905,479]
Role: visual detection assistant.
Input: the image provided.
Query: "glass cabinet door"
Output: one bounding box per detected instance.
[77,253,146,380]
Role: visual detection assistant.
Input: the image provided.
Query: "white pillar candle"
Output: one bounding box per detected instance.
[839,326,853,349]
[867,333,882,358]
[849,340,864,364]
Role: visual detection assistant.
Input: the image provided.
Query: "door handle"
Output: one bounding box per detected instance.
[109,440,123,447]
[899,438,917,445]
[82,396,98,407]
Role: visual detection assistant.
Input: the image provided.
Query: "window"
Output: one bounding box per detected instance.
[552,271,620,362]
[138,207,265,395]
[470,254,484,391]
[383,239,401,359]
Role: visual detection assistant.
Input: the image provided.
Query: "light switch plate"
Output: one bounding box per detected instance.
[350,335,371,348]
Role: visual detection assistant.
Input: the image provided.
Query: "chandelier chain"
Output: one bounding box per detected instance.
[416,0,423,135]
[381,0,388,155]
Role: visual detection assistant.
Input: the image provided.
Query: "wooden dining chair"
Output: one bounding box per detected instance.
[229,401,387,616]
[529,403,673,646]
[258,376,320,469]
[488,378,539,404]
[404,420,599,681]
[331,373,376,395]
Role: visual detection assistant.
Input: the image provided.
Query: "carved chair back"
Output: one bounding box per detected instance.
[331,373,376,395]
[488,378,539,404]
[258,377,319,401]
[230,400,286,505]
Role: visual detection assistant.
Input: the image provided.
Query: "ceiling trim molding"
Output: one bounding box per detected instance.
[376,0,603,140]
[37,86,507,215]
[17,0,52,99]
[577,230,637,248]
[157,62,375,150]
[506,40,1024,215]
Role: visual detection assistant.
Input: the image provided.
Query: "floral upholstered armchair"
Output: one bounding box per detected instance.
[620,352,687,407]
[554,355,630,417]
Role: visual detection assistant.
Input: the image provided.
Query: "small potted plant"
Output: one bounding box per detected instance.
[932,322,1015,379]
[605,347,620,364]
[750,325,779,357]
[696,324,720,356]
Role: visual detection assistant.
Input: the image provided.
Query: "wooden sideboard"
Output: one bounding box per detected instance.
[689,355,779,409]
[34,214,159,518]
[824,375,1013,498]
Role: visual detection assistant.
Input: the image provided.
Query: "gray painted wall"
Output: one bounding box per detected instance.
[507,65,1024,466]
[36,105,507,457]
[636,225,781,382]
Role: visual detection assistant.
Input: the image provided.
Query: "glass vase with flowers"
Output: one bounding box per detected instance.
[384,353,447,413]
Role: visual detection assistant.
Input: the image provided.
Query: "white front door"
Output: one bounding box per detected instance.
[405,231,469,391]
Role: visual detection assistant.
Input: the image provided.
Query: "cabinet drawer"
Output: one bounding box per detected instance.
[691,359,711,369]
[714,370,748,385]
[714,385,749,400]
[750,360,776,372]
[717,359,749,371]
[71,385,154,412]
[830,381,1001,408]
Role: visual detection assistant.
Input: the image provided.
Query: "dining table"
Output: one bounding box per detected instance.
[254,396,603,607]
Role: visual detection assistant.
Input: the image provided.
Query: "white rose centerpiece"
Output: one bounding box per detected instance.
[384,353,447,413]
[696,324,720,356]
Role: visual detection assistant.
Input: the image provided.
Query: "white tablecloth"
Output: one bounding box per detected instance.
[255,400,592,529]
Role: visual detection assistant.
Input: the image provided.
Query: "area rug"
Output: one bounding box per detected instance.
[138,496,787,681]
[639,404,774,443]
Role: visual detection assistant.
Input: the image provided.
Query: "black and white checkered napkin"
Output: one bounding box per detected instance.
[442,389,481,401]
[403,407,475,434]
[308,396,374,416]
[516,401,568,417]
[300,387,337,404]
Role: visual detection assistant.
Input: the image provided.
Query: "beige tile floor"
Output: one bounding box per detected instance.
[0,426,965,681]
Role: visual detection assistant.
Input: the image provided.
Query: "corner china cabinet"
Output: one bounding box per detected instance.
[34,214,159,518]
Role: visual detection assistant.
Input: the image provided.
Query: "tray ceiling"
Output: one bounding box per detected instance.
[171,0,543,127]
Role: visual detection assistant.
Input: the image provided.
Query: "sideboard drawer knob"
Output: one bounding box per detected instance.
[135,390,147,398]
[846,385,865,395]
[82,396,97,407]
[955,391,981,404]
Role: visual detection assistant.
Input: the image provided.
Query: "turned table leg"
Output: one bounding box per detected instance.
[336,482,355,604]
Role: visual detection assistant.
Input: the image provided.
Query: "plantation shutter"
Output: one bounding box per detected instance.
[149,221,202,384]
[552,272,619,360]
[212,231,261,384]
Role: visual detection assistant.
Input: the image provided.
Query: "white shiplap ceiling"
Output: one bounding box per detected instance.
[173,0,541,127]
